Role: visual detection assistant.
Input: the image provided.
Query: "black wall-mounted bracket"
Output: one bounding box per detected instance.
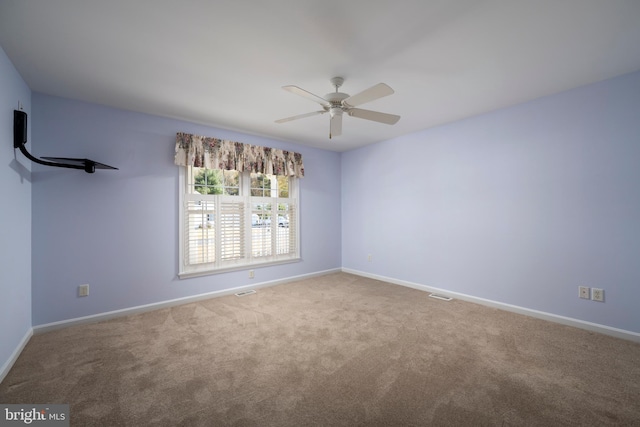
[13,110,118,174]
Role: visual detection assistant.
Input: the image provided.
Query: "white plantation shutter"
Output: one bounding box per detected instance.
[185,197,215,266]
[219,197,245,263]
[251,199,272,258]
[249,199,298,262]
[276,201,296,256]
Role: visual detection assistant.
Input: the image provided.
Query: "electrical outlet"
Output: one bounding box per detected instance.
[579,286,590,299]
[249,270,255,279]
[78,284,89,297]
[368,254,372,262]
[591,288,604,302]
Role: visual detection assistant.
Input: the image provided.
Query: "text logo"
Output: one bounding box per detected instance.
[0,405,69,427]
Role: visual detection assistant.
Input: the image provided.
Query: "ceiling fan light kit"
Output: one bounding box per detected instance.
[276,77,400,139]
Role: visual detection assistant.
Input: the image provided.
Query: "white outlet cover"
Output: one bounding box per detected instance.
[591,288,604,302]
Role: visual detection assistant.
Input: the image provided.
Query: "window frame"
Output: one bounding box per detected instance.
[178,166,300,278]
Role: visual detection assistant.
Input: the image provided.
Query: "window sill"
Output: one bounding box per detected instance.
[178,257,301,279]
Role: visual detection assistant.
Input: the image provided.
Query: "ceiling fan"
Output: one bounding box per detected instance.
[275,77,400,139]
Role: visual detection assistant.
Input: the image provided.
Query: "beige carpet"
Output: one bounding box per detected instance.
[1,273,639,426]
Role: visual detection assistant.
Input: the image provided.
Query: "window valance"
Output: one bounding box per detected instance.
[174,132,304,178]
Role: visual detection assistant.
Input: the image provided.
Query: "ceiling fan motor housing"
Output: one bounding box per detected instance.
[325,92,350,113]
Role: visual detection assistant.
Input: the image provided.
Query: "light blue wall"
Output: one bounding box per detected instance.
[0,46,32,372]
[31,94,342,325]
[342,71,640,333]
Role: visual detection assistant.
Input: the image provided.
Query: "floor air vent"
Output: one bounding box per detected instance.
[235,290,256,297]
[429,293,453,301]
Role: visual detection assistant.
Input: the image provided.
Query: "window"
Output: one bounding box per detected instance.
[179,167,299,277]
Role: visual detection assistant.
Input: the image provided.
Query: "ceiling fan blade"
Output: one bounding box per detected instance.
[330,112,342,139]
[275,110,326,123]
[282,85,330,108]
[348,108,400,125]
[343,83,394,107]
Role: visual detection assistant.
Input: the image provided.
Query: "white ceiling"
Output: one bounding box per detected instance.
[2,1,640,152]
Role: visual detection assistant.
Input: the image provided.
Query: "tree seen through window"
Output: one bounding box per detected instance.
[193,169,239,195]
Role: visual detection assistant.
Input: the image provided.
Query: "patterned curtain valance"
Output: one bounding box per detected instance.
[174,132,305,178]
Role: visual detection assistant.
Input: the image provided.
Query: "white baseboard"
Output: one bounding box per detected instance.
[342,268,640,343]
[33,268,341,334]
[0,328,33,384]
